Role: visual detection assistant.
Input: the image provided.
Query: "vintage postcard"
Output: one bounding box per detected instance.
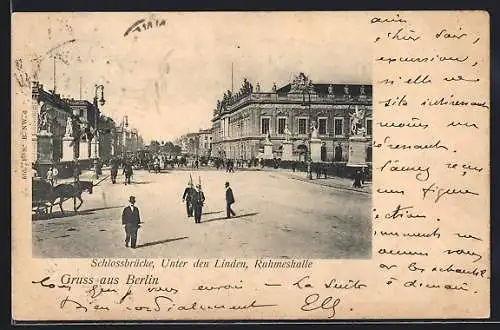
[11,11,490,321]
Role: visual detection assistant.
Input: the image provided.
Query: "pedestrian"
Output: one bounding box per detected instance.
[182,181,195,218]
[122,196,141,248]
[191,184,205,224]
[46,166,54,186]
[52,165,59,185]
[111,160,119,184]
[123,162,133,185]
[292,161,296,172]
[225,181,236,218]
[73,161,81,183]
[353,170,362,188]
[361,167,366,184]
[323,164,328,179]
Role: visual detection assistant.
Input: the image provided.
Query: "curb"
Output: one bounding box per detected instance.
[288,176,371,195]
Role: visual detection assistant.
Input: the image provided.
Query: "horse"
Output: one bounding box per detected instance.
[50,180,93,213]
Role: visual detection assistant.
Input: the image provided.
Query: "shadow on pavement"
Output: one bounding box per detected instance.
[85,205,123,212]
[32,205,122,221]
[202,212,259,224]
[135,236,189,248]
[202,210,224,216]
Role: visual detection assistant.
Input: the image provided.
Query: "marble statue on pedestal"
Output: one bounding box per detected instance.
[65,116,73,137]
[328,84,334,95]
[264,132,271,144]
[310,122,319,139]
[38,110,49,133]
[255,82,261,93]
[284,124,291,141]
[349,106,366,136]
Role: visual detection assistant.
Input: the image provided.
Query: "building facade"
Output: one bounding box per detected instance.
[32,81,136,172]
[115,115,144,157]
[197,128,212,157]
[32,82,74,165]
[175,128,213,157]
[211,73,372,162]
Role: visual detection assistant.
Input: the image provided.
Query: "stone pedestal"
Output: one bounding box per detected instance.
[36,132,53,164]
[61,136,74,161]
[310,138,322,162]
[281,141,294,161]
[263,142,274,159]
[347,136,368,167]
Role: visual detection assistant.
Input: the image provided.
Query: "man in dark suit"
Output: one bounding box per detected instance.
[225,182,236,218]
[122,196,141,248]
[191,184,205,224]
[182,182,194,218]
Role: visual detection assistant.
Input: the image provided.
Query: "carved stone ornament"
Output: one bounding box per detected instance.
[290,72,312,93]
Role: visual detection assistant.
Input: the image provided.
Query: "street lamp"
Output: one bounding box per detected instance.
[302,91,313,180]
[93,84,105,177]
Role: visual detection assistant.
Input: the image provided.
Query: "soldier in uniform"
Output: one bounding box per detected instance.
[191,184,205,224]
[182,181,195,218]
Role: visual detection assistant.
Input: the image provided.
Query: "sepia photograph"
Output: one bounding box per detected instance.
[22,13,374,259]
[12,10,490,321]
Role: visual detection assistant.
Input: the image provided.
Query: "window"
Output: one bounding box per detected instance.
[277,117,286,134]
[318,117,327,135]
[261,117,270,134]
[366,118,373,136]
[298,118,308,135]
[79,109,84,117]
[334,118,344,136]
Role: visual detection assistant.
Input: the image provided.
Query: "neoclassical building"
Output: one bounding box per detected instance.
[211,73,372,162]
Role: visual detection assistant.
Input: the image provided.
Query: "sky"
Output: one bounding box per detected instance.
[13,12,373,143]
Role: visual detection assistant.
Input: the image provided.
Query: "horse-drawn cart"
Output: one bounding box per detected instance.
[32,179,53,215]
[32,178,94,216]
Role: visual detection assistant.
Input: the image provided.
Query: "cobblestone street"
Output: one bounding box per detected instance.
[32,169,371,259]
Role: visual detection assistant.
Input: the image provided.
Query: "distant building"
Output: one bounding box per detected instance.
[211,73,372,162]
[115,115,143,157]
[197,128,213,157]
[176,128,213,157]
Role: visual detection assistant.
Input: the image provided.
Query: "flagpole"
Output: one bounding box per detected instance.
[231,62,234,94]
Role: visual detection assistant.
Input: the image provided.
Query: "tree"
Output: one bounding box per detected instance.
[149,140,161,153]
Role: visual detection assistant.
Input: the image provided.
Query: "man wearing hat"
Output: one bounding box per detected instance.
[225,182,236,218]
[182,181,195,218]
[122,196,141,248]
[191,184,205,224]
